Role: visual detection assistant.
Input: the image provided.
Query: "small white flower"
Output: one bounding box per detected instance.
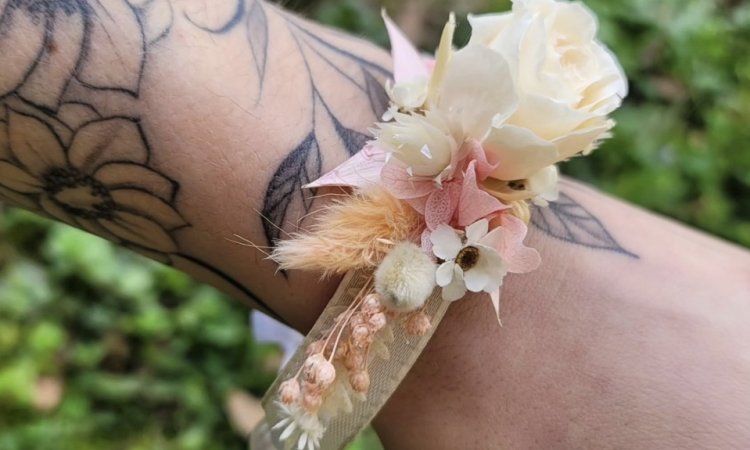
[430,219,507,301]
[273,402,325,450]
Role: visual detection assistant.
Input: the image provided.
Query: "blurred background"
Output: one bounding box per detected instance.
[1,0,748,449]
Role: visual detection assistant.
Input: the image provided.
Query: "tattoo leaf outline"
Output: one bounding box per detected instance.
[246,0,269,94]
[260,132,321,246]
[531,192,638,258]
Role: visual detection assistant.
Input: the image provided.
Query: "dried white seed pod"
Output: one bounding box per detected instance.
[303,390,322,412]
[368,312,387,332]
[405,311,432,336]
[362,294,384,313]
[375,242,437,312]
[306,340,325,356]
[349,371,371,393]
[303,353,337,389]
[344,349,365,371]
[279,378,301,405]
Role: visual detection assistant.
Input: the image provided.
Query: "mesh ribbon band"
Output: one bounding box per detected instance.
[251,269,451,449]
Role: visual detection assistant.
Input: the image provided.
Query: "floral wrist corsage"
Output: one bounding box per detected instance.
[254,1,627,449]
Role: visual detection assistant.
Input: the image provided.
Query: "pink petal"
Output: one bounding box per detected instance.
[504,246,541,274]
[381,163,436,199]
[420,227,434,255]
[406,195,429,214]
[463,139,499,181]
[457,161,509,227]
[382,12,430,84]
[489,290,503,326]
[483,214,541,274]
[305,144,385,189]
[425,188,455,230]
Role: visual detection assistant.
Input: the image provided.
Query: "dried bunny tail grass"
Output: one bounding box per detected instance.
[271,187,423,276]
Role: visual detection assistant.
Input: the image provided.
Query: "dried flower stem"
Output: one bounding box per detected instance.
[328,278,373,363]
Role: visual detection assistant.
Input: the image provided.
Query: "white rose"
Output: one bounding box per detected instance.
[469,0,628,181]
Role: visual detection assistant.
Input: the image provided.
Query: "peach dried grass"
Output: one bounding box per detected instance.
[271,188,422,275]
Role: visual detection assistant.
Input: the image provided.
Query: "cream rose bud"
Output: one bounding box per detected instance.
[470,0,628,181]
[374,110,458,178]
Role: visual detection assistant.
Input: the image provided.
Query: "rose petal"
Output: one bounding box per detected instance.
[467,12,513,47]
[430,224,462,260]
[8,111,67,176]
[552,120,611,159]
[484,124,558,180]
[510,95,596,141]
[439,44,519,139]
[68,118,148,172]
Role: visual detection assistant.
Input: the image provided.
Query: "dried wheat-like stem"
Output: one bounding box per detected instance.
[271,187,422,276]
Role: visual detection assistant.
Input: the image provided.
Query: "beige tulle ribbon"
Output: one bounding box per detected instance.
[251,269,451,449]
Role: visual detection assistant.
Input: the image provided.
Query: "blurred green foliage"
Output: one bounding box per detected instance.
[1,0,748,449]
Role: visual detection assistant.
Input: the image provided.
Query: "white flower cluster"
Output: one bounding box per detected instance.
[376,0,627,204]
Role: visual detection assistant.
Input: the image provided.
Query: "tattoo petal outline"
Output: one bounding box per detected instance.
[76,0,145,96]
[0,110,185,255]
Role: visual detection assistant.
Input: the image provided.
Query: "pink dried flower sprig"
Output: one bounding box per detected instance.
[278,288,437,415]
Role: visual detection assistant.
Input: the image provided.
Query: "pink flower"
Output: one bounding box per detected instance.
[382,139,510,236]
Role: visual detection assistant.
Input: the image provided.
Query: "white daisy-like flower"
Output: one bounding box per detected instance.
[430,219,507,301]
[272,402,325,450]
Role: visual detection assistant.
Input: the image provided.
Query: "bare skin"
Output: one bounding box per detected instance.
[0,1,748,448]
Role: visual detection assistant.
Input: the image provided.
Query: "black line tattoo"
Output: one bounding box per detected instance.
[0,0,285,321]
[181,0,390,248]
[246,0,269,96]
[266,6,389,246]
[531,192,638,258]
